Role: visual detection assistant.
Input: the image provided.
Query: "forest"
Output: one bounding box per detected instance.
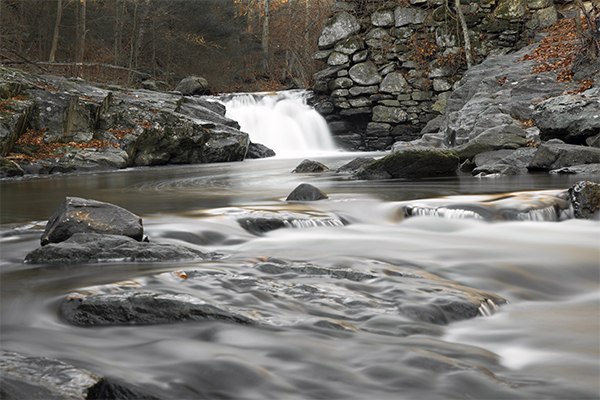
[0,0,336,92]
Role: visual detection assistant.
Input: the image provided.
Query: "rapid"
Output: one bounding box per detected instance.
[1,92,598,400]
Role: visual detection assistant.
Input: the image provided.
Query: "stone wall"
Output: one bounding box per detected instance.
[311,0,559,151]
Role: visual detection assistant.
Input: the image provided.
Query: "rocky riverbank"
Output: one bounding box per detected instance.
[0,67,252,178]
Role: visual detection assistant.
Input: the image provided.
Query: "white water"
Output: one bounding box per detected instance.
[222,90,338,158]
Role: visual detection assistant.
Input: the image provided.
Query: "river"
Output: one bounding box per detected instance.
[0,93,599,399]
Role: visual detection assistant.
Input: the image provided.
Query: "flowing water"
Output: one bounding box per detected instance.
[1,94,599,399]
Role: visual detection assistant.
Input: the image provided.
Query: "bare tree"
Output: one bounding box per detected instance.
[49,0,63,62]
[262,0,270,73]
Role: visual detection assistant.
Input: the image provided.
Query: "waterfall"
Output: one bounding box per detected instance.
[222,90,338,158]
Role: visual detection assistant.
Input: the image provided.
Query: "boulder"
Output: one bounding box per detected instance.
[550,164,600,175]
[25,233,214,264]
[453,125,528,161]
[318,11,361,49]
[528,142,600,171]
[0,350,161,400]
[40,197,143,246]
[61,292,253,326]
[292,159,329,173]
[532,94,600,144]
[356,148,460,180]
[472,147,537,175]
[286,183,329,201]
[245,142,276,159]
[141,80,170,92]
[336,157,376,174]
[174,76,209,96]
[568,181,600,219]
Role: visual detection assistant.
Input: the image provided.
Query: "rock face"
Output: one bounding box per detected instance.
[40,197,143,246]
[0,67,249,176]
[25,233,213,264]
[356,148,459,180]
[312,1,561,151]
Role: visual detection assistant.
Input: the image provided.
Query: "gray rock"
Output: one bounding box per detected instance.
[334,36,365,55]
[379,72,408,94]
[141,80,170,92]
[174,76,209,96]
[526,6,558,30]
[40,197,143,246]
[568,181,600,219]
[356,148,460,179]
[372,10,395,27]
[395,7,429,27]
[366,122,391,136]
[493,0,527,19]
[286,183,329,201]
[292,159,329,173]
[61,291,253,326]
[373,106,408,123]
[0,158,24,177]
[587,133,600,148]
[472,147,537,175]
[245,142,275,159]
[532,95,600,144]
[318,11,361,49]
[25,233,213,264]
[0,98,33,156]
[349,61,382,86]
[528,143,600,170]
[453,124,528,161]
[328,52,350,66]
[329,77,354,90]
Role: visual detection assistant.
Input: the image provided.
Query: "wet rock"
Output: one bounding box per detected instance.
[356,148,459,180]
[174,76,209,95]
[550,164,600,175]
[0,158,24,177]
[245,142,276,159]
[61,292,254,326]
[0,350,160,400]
[336,157,376,174]
[568,181,600,219]
[292,159,329,173]
[40,197,143,246]
[238,211,344,235]
[286,183,329,201]
[25,233,214,264]
[255,259,376,281]
[318,11,361,49]
[528,142,600,171]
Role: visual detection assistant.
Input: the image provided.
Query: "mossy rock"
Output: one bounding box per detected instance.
[356,148,460,179]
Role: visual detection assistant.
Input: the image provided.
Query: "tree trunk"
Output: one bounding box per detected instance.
[114,0,125,66]
[262,0,270,74]
[133,0,151,70]
[49,0,63,62]
[76,0,86,65]
[454,0,473,69]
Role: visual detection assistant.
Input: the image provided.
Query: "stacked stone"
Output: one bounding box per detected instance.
[312,0,558,151]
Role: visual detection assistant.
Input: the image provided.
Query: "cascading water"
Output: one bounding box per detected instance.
[222,90,338,157]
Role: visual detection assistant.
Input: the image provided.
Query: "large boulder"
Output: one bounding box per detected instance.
[174,76,209,96]
[472,147,537,175]
[528,142,600,171]
[40,197,143,246]
[26,233,214,264]
[532,93,600,144]
[318,11,361,49]
[356,148,460,180]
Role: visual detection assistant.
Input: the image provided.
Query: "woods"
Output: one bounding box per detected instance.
[0,0,334,92]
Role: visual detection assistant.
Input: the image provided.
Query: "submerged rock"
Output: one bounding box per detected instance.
[568,181,600,219]
[40,197,143,246]
[25,233,214,264]
[0,350,160,400]
[61,292,254,326]
[286,183,329,201]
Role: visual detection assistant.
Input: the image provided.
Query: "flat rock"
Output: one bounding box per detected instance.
[356,148,459,180]
[528,142,600,171]
[453,125,528,161]
[40,197,143,246]
[25,233,215,264]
